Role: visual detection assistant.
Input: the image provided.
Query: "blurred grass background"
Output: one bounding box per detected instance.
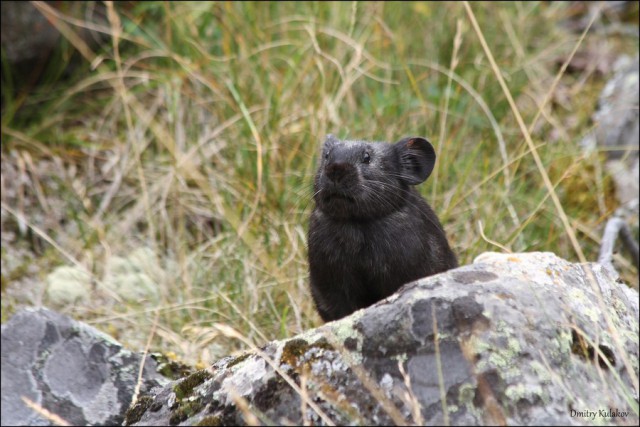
[1,1,638,367]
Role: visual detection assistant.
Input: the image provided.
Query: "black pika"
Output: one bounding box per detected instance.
[307,134,458,322]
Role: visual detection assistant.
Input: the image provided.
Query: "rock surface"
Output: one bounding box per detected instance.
[127,252,639,426]
[0,1,61,65]
[581,54,640,275]
[2,253,638,426]
[583,55,639,211]
[0,2,107,66]
[1,307,171,426]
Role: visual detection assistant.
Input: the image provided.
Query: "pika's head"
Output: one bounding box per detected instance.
[314,135,436,220]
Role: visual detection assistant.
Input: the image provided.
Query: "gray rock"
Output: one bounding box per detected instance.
[583,55,639,210]
[128,252,639,426]
[1,307,170,426]
[0,2,108,68]
[3,254,637,425]
[581,55,639,275]
[0,2,60,64]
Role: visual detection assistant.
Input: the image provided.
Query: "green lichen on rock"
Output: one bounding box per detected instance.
[567,287,601,324]
[169,370,213,426]
[194,415,223,426]
[169,397,205,426]
[529,360,552,391]
[281,338,310,367]
[123,395,154,425]
[472,320,522,382]
[457,381,485,420]
[226,351,254,369]
[280,336,334,367]
[174,370,213,400]
[327,317,364,364]
[505,382,545,404]
[332,315,362,343]
[457,382,476,405]
[151,352,195,380]
[555,328,574,359]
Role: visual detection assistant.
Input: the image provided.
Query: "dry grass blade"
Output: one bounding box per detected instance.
[224,79,264,238]
[478,220,512,253]
[21,397,71,426]
[31,1,96,63]
[434,19,465,200]
[131,310,160,406]
[105,1,155,244]
[458,340,507,426]
[397,360,425,426]
[432,302,449,426]
[299,369,310,426]
[505,158,580,247]
[230,391,262,426]
[527,8,601,134]
[215,290,270,343]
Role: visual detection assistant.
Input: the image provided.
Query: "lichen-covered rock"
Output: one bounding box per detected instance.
[0,307,171,426]
[130,252,639,426]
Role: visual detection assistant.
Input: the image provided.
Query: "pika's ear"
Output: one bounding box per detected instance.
[394,137,436,185]
[320,134,338,161]
[324,134,338,147]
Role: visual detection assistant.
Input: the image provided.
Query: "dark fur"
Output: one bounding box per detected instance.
[308,135,458,322]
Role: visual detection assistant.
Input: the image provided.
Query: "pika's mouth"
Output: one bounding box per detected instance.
[323,192,355,203]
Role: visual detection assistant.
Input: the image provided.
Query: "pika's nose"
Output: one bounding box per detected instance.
[325,162,352,184]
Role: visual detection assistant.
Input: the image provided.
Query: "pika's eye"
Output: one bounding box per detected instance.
[362,151,371,164]
[324,151,329,160]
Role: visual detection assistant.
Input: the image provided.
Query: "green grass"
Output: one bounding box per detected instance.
[1,1,637,368]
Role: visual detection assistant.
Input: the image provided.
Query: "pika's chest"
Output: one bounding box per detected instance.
[311,213,401,259]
